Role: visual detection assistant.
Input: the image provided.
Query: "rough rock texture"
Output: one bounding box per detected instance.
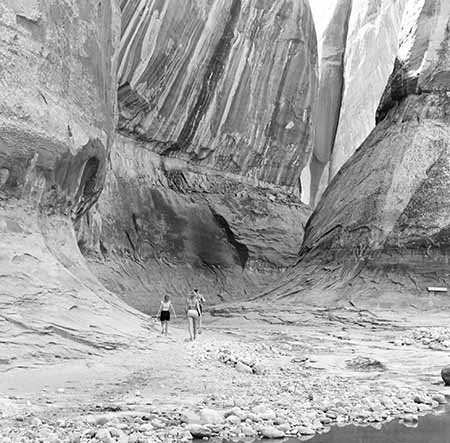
[0,0,151,361]
[78,135,311,312]
[308,0,406,205]
[117,0,317,191]
[78,0,316,310]
[266,0,450,302]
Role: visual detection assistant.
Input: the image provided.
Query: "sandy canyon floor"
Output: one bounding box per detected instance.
[2,300,450,442]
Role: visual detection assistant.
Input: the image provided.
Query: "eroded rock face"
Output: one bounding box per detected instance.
[118,0,317,190]
[78,0,316,309]
[78,134,311,312]
[309,0,406,205]
[267,0,450,302]
[0,0,151,360]
[0,0,118,207]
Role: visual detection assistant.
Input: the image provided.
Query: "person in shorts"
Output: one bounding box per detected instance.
[157,294,176,335]
[193,288,206,333]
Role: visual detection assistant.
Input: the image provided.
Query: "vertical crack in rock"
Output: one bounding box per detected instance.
[210,207,249,269]
[174,0,241,153]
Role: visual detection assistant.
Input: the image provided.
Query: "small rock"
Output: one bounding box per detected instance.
[87,415,110,426]
[346,356,386,372]
[297,425,315,435]
[151,418,165,428]
[432,393,447,404]
[261,426,285,439]
[226,415,241,425]
[236,362,253,374]
[185,424,212,439]
[138,423,154,432]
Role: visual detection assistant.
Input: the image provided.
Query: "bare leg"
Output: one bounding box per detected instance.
[187,316,194,341]
[164,321,168,335]
[160,321,164,335]
[192,315,198,340]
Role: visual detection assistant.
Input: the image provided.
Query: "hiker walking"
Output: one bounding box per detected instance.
[157,294,176,335]
[185,292,200,341]
[193,288,205,333]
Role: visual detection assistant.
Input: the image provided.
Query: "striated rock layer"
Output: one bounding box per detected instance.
[78,136,311,312]
[266,0,450,303]
[0,0,151,362]
[309,0,406,205]
[78,0,316,310]
[118,0,317,191]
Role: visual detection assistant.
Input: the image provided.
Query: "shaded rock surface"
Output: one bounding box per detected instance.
[0,0,152,359]
[78,134,310,312]
[79,0,316,309]
[266,0,450,301]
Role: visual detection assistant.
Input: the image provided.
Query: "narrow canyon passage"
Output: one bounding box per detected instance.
[1,0,450,442]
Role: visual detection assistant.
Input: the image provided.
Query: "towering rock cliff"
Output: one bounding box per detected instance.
[78,0,317,311]
[309,0,352,207]
[309,0,406,205]
[267,0,450,303]
[0,0,150,363]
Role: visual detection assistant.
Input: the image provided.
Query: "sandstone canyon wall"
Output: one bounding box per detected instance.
[0,0,151,365]
[309,0,407,205]
[78,0,317,312]
[266,0,450,304]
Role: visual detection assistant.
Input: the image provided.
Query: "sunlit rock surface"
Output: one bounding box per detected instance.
[309,0,352,207]
[0,0,151,362]
[331,0,407,179]
[78,0,316,309]
[309,0,406,205]
[266,0,450,301]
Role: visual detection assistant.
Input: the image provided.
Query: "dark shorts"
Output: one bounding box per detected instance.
[160,311,170,321]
